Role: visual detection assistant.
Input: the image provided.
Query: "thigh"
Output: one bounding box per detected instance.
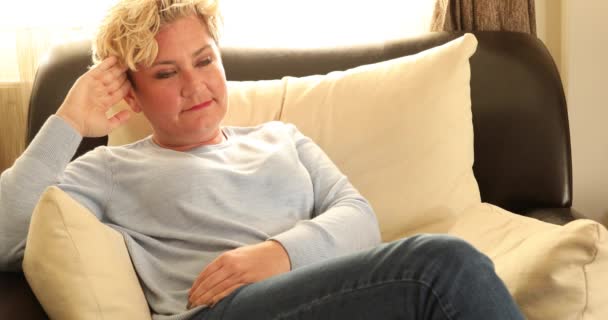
[193,235,524,320]
[193,236,447,320]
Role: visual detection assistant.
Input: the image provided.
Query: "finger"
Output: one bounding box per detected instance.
[189,266,234,305]
[113,63,129,75]
[96,56,118,71]
[108,79,131,104]
[106,73,127,92]
[100,68,125,85]
[209,283,245,308]
[192,270,239,306]
[189,260,222,297]
[89,57,122,80]
[191,282,244,309]
[107,109,132,131]
[104,64,127,83]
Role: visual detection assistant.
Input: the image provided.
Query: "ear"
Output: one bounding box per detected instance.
[124,89,142,113]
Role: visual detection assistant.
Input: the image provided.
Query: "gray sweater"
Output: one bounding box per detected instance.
[0,115,381,319]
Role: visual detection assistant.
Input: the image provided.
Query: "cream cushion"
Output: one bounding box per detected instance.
[280,34,480,240]
[23,186,151,320]
[449,203,608,320]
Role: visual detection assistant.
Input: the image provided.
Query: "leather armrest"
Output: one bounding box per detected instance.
[0,272,48,319]
[521,207,579,225]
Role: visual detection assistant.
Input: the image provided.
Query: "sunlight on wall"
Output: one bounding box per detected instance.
[0,0,114,28]
[221,0,436,48]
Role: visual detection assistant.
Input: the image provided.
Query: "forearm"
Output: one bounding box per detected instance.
[0,115,82,270]
[270,124,382,269]
[270,199,381,270]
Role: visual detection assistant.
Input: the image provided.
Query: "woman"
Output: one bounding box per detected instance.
[0,0,524,319]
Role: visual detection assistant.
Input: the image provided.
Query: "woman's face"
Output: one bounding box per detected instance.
[125,14,227,150]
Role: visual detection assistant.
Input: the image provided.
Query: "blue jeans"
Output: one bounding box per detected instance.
[193,234,524,319]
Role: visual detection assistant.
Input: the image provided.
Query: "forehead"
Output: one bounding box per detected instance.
[154,15,215,54]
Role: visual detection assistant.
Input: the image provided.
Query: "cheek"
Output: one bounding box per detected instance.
[210,71,228,101]
[214,81,227,102]
[139,84,181,113]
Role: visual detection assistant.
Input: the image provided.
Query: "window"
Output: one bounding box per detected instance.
[0,0,435,83]
[0,1,115,83]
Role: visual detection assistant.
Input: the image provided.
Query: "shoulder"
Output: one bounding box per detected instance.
[100,136,156,156]
[224,121,301,138]
[106,135,153,150]
[70,136,156,166]
[224,121,308,146]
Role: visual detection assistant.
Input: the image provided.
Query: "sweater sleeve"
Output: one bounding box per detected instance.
[0,115,110,271]
[0,115,81,270]
[270,124,382,269]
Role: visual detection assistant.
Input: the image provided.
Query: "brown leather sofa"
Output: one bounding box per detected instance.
[0,31,575,318]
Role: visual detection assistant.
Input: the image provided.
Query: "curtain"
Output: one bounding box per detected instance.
[431,0,536,35]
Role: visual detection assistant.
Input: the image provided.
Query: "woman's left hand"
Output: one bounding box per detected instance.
[187,240,291,309]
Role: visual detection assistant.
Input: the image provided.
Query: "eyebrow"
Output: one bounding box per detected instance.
[151,44,212,66]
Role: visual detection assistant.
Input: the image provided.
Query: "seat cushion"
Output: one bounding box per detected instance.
[449,203,608,320]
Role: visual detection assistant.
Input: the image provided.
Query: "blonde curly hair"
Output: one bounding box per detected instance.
[93,0,222,71]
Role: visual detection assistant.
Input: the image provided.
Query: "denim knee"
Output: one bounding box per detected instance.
[388,234,494,276]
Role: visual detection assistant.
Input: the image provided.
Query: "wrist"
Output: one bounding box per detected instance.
[56,109,84,136]
[267,240,292,271]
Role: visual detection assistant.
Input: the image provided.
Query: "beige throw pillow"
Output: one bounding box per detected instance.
[23,186,151,320]
[449,203,608,320]
[280,34,481,240]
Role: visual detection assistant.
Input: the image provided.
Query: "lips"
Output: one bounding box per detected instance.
[184,100,213,112]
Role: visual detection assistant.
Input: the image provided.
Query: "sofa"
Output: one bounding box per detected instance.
[1,31,605,319]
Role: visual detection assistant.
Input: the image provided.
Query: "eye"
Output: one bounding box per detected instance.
[155,70,177,79]
[196,57,213,67]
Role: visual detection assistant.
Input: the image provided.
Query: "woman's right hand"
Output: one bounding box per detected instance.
[56,56,132,137]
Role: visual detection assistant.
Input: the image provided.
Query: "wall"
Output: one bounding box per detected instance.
[536,0,608,226]
[535,0,565,83]
[0,85,26,173]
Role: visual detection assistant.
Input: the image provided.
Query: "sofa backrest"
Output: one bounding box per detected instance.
[26,31,572,215]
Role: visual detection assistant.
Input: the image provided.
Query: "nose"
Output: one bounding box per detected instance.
[180,69,207,98]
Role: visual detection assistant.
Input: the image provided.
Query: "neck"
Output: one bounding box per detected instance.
[153,129,226,151]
